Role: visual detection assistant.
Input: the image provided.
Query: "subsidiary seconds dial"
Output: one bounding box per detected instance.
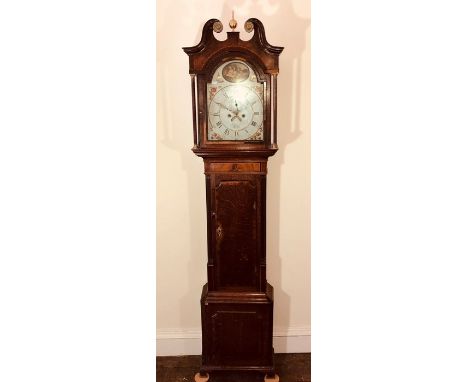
[208,85,264,141]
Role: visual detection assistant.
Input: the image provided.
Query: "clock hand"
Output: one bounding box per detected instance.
[215,101,236,113]
[229,101,242,121]
[214,101,229,111]
[231,101,248,121]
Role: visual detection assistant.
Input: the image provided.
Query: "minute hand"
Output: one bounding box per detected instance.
[215,101,235,113]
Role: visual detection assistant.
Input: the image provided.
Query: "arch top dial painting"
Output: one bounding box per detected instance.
[207,60,264,141]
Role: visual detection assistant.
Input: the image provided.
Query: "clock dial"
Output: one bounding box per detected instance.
[207,61,264,141]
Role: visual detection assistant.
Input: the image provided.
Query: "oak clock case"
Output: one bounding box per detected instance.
[183,18,283,381]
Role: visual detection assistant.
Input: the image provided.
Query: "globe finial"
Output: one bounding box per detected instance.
[229,11,237,31]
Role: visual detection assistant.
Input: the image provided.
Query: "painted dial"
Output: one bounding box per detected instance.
[208,85,263,140]
[207,60,264,141]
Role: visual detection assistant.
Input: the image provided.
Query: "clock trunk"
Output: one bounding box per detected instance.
[201,158,273,374]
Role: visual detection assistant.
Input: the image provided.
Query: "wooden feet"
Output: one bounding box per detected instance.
[194,372,209,382]
[195,371,277,381]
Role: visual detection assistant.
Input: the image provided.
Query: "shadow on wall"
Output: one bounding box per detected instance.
[158,0,310,342]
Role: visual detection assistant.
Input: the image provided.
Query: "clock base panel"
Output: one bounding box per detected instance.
[199,283,275,375]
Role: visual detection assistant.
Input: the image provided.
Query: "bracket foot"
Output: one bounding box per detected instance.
[194,372,209,382]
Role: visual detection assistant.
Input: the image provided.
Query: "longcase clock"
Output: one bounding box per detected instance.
[183,17,283,382]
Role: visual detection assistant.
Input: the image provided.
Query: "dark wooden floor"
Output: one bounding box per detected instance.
[156,353,310,382]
